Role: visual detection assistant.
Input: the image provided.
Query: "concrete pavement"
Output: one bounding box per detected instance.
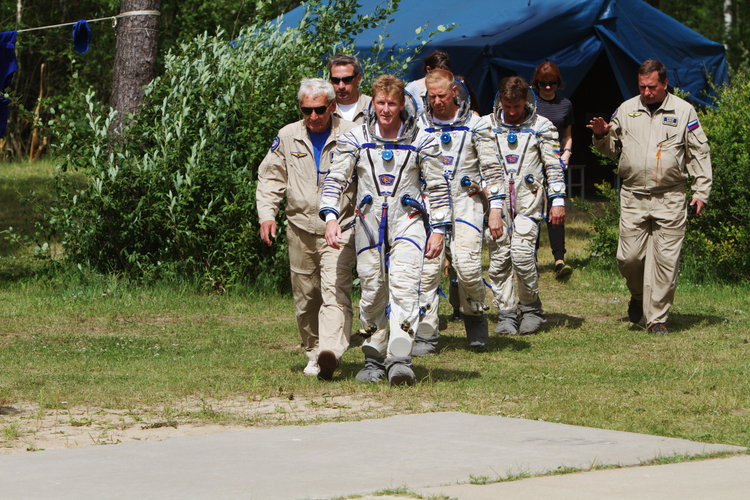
[0,412,745,499]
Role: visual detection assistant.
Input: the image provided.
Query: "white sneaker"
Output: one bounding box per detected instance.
[303,359,320,376]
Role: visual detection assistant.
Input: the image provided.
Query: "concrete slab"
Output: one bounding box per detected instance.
[416,454,750,500]
[0,412,744,499]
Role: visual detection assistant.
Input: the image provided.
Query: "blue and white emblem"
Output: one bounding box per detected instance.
[270,136,280,152]
[379,174,396,186]
[381,150,394,161]
[507,132,517,144]
[663,116,678,127]
[440,132,452,144]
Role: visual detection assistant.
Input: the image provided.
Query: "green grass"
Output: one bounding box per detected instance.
[0,160,749,451]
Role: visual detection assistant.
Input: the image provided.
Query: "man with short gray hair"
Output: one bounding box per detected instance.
[256,77,357,380]
[328,54,371,124]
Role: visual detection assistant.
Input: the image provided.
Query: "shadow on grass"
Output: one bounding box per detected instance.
[440,331,531,353]
[662,312,725,333]
[545,312,585,330]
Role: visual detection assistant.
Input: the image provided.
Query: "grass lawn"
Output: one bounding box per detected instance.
[1,160,749,451]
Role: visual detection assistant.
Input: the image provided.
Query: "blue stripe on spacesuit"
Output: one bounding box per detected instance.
[357,244,379,255]
[424,126,470,133]
[455,218,482,233]
[361,143,417,151]
[394,237,422,252]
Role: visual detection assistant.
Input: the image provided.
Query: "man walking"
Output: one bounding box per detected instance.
[256,78,357,379]
[588,59,712,334]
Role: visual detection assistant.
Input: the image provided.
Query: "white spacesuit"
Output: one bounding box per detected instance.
[320,92,449,384]
[487,89,566,334]
[414,80,505,352]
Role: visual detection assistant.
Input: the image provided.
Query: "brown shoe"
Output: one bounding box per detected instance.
[317,350,338,381]
[648,323,668,335]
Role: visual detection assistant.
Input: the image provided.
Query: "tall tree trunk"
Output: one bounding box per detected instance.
[109,0,160,134]
[724,0,733,47]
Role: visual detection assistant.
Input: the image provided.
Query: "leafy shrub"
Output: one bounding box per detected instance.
[682,71,750,282]
[43,0,443,288]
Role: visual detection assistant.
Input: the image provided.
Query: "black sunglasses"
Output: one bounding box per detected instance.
[538,80,558,87]
[330,74,356,84]
[300,104,330,115]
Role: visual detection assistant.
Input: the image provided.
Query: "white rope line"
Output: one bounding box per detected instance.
[14,10,160,34]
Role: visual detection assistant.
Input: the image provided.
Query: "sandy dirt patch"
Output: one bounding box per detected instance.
[0,394,393,455]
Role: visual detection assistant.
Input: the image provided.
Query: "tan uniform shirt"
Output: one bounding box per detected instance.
[333,93,371,125]
[256,116,357,235]
[593,92,711,202]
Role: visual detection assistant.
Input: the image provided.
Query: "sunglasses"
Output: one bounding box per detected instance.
[538,80,558,87]
[330,74,357,84]
[300,104,330,115]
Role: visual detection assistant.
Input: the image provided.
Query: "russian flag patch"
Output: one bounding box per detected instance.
[688,119,700,131]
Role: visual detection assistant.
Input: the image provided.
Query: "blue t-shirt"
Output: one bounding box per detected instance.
[309,129,331,171]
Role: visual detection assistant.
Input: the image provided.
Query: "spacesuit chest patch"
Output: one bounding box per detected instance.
[663,116,678,127]
[505,154,519,164]
[379,174,396,186]
[442,155,455,166]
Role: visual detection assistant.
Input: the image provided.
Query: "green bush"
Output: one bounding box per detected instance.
[682,71,750,282]
[586,73,750,282]
[43,0,442,287]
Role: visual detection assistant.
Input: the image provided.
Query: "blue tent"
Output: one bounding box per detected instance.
[281,0,728,113]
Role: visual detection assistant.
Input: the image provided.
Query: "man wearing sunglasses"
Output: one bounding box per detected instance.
[328,54,371,124]
[256,78,358,380]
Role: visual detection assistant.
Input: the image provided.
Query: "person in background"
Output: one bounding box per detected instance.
[532,61,574,280]
[405,50,452,114]
[329,54,371,124]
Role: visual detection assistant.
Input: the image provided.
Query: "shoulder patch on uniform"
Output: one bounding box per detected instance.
[291,151,308,158]
[687,119,700,131]
[611,109,618,120]
[663,116,678,127]
[270,136,280,152]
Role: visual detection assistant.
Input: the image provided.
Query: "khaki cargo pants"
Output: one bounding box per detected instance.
[288,223,355,360]
[617,188,687,327]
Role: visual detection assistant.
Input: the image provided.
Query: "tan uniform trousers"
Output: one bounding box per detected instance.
[617,188,686,327]
[287,223,355,361]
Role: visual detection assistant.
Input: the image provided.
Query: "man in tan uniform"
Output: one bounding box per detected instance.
[328,54,371,124]
[588,59,711,334]
[256,78,357,379]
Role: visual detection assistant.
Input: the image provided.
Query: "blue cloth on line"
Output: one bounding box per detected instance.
[72,20,92,54]
[0,31,18,139]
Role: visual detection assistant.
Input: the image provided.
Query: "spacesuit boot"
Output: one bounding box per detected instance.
[518,299,545,334]
[385,356,416,386]
[355,355,387,383]
[411,334,439,356]
[494,308,519,335]
[464,314,488,349]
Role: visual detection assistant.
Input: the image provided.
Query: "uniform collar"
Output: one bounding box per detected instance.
[637,92,675,114]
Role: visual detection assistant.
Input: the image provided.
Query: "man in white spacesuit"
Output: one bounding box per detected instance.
[413,69,505,354]
[320,74,450,385]
[487,76,566,335]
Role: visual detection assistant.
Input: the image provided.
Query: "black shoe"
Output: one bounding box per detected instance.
[648,323,668,335]
[451,308,461,321]
[317,350,338,381]
[554,262,573,280]
[627,296,643,323]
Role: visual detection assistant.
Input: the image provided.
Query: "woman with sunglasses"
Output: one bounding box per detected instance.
[532,61,574,280]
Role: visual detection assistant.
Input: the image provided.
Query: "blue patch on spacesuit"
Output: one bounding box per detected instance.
[505,154,519,164]
[379,174,396,186]
[270,136,280,152]
[442,155,454,166]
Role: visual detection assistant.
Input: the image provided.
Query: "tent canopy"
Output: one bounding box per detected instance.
[281,0,728,113]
